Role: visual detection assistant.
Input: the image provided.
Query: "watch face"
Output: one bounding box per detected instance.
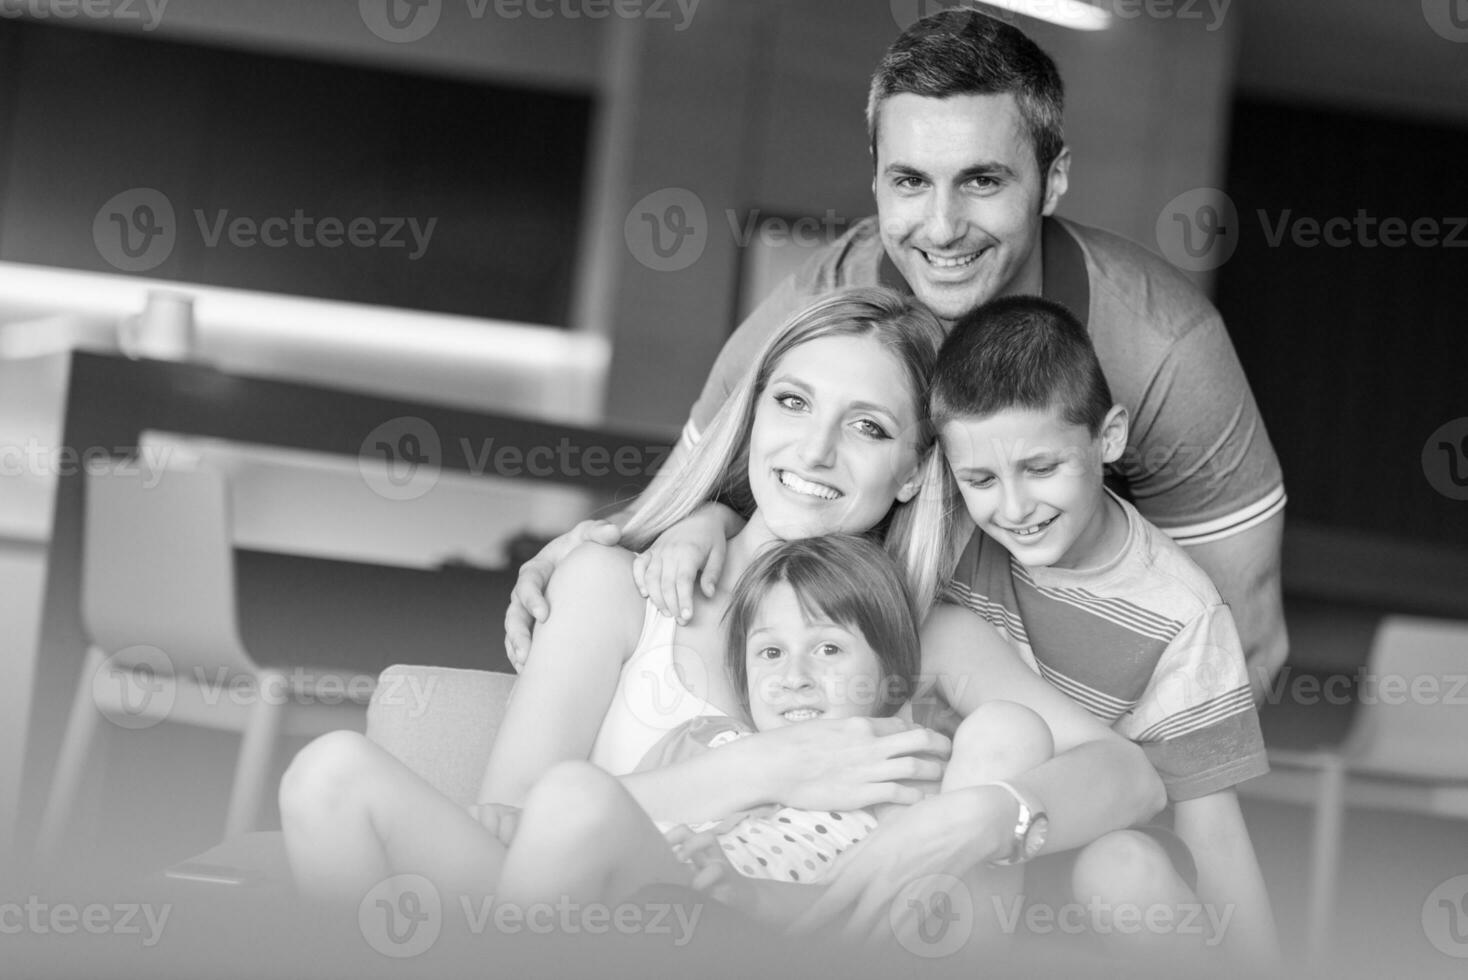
[1023,813,1050,861]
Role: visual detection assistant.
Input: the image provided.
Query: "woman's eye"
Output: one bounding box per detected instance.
[1029,464,1058,477]
[754,646,783,661]
[967,477,994,490]
[854,419,891,440]
[775,393,807,412]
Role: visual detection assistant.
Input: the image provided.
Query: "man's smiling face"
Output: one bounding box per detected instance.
[873,92,1068,322]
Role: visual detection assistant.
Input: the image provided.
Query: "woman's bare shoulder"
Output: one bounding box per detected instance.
[546,541,646,635]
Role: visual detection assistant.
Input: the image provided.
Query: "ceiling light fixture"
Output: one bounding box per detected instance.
[973,1,1112,31]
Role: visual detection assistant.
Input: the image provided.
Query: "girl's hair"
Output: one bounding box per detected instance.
[724,535,921,719]
[621,286,964,617]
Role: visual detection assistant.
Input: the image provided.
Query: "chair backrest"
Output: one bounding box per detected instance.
[366,665,515,806]
[1344,615,1468,781]
[82,461,258,677]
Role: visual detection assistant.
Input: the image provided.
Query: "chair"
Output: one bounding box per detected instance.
[36,461,374,867]
[1265,615,1468,963]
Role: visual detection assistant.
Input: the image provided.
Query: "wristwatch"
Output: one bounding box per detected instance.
[988,781,1049,866]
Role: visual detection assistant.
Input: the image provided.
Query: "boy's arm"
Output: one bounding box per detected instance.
[1173,790,1281,968]
[924,604,1167,850]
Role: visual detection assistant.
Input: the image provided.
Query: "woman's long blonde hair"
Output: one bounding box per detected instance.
[621,286,964,618]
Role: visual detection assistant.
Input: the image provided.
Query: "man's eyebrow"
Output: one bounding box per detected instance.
[955,162,1019,182]
[881,162,1019,182]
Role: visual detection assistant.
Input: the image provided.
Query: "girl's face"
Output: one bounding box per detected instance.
[744,583,887,731]
[745,334,924,541]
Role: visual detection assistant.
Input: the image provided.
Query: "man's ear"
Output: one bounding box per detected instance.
[1041,147,1071,217]
[1099,404,1129,464]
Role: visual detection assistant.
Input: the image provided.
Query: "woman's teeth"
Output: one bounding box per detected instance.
[782,708,822,721]
[779,471,841,500]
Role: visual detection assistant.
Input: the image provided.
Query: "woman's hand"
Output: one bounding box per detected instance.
[752,717,952,811]
[631,503,741,624]
[503,519,623,670]
[791,785,1014,943]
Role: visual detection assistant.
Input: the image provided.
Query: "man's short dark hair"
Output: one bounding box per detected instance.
[867,8,1066,180]
[932,295,1112,435]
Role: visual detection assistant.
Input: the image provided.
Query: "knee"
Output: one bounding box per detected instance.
[952,700,1054,775]
[521,761,624,835]
[1070,830,1181,905]
[278,729,376,819]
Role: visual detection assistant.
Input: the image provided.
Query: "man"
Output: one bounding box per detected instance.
[508,10,1288,705]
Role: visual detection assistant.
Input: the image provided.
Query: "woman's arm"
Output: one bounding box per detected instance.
[479,542,645,806]
[922,603,1166,852]
[620,717,951,824]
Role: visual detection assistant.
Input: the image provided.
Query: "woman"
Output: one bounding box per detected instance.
[279,288,1160,919]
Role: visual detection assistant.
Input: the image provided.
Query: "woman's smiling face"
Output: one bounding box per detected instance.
[745,333,924,541]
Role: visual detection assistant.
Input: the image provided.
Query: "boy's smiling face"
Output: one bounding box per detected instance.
[940,403,1127,570]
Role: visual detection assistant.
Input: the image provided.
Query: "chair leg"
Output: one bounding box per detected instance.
[1305,757,1347,965]
[36,646,111,871]
[224,670,286,839]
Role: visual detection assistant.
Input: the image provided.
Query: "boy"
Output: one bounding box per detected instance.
[925,295,1278,963]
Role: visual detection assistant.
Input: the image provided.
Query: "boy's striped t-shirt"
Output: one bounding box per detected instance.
[945,493,1269,802]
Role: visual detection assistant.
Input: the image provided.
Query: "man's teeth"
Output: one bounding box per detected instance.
[783,708,822,721]
[779,471,841,500]
[923,251,979,269]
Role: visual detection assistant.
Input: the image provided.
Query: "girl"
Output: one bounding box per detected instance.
[490,533,1053,934]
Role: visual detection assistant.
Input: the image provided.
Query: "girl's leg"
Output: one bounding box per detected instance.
[279,730,507,902]
[496,761,693,908]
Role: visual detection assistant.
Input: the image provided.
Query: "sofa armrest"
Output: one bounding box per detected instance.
[366,664,515,807]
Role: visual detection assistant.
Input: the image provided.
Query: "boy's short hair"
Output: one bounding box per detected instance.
[931,295,1113,435]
